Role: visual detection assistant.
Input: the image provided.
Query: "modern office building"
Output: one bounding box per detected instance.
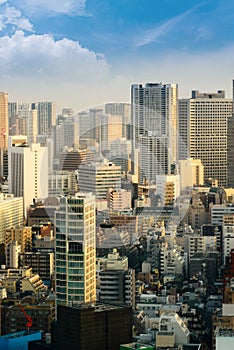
[8,136,48,216]
[36,101,55,135]
[227,116,234,188]
[78,161,121,199]
[139,134,169,183]
[55,193,96,305]
[105,103,131,138]
[178,90,233,186]
[131,82,178,177]
[0,194,24,244]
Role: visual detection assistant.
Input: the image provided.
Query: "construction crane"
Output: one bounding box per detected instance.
[18,304,32,332]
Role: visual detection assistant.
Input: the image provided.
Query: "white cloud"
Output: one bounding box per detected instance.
[0,4,33,32]
[11,0,87,16]
[0,31,109,81]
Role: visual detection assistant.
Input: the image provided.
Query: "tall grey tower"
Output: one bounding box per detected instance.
[36,101,55,135]
[131,83,178,181]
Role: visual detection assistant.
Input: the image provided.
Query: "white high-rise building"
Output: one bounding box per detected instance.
[8,136,48,216]
[131,83,178,178]
[78,161,121,199]
[55,192,96,305]
[178,90,233,186]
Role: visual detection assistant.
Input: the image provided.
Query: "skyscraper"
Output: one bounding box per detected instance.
[36,101,55,135]
[0,92,8,149]
[55,192,96,305]
[131,83,178,180]
[8,136,48,216]
[105,103,131,138]
[178,90,233,186]
[139,134,169,183]
[227,116,234,187]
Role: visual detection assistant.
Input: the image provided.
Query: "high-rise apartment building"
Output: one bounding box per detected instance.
[131,83,178,180]
[98,249,135,307]
[36,101,55,135]
[178,90,233,186]
[8,136,48,216]
[55,193,96,305]
[78,161,121,199]
[105,103,131,138]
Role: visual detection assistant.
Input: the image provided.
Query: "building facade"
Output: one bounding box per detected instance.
[78,161,121,199]
[0,194,24,244]
[131,83,178,177]
[55,193,96,305]
[178,91,233,186]
[8,136,48,216]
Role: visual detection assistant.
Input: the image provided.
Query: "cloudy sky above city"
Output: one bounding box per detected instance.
[0,0,234,112]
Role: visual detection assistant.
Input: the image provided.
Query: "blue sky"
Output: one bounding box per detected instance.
[0,0,234,112]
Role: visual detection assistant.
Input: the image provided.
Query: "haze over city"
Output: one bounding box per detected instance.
[0,0,234,111]
[2,1,234,350]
